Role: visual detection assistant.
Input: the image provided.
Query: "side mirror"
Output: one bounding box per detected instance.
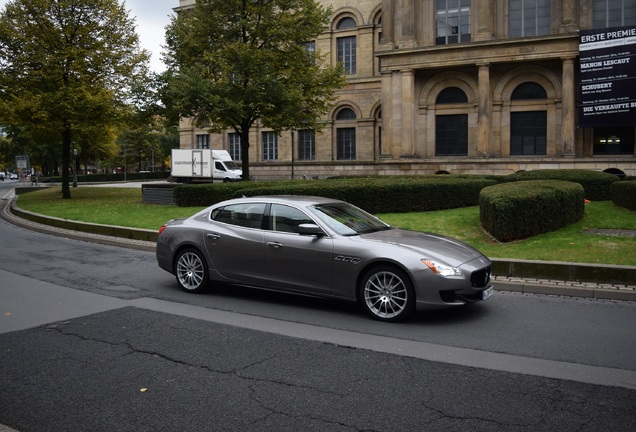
[298,223,325,236]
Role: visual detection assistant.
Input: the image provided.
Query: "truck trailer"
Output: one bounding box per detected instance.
[171,149,242,183]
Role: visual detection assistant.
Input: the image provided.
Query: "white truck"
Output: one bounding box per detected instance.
[171,149,242,183]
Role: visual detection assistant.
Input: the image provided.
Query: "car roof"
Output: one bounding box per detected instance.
[220,195,344,207]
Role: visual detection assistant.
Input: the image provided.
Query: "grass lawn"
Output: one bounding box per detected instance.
[16,186,636,266]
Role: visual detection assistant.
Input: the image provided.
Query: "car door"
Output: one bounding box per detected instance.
[263,204,334,294]
[204,203,268,285]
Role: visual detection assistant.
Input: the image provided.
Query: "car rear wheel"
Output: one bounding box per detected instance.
[175,248,209,293]
[360,266,415,322]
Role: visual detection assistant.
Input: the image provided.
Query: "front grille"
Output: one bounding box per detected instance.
[471,266,491,288]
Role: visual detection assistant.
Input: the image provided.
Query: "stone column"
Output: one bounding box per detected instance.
[477,63,491,156]
[476,0,494,41]
[561,57,576,156]
[560,0,578,33]
[381,0,394,44]
[399,0,416,48]
[401,69,415,157]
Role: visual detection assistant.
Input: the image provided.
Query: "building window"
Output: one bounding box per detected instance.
[337,36,356,75]
[435,0,471,45]
[593,0,636,28]
[510,111,547,155]
[302,41,316,65]
[337,128,356,160]
[593,127,634,155]
[298,130,315,161]
[229,133,241,161]
[336,108,356,160]
[511,82,548,100]
[262,132,278,161]
[196,134,210,149]
[436,115,468,156]
[337,17,357,30]
[336,108,357,121]
[436,87,468,104]
[509,0,550,37]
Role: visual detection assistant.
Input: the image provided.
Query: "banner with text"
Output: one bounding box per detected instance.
[579,25,636,127]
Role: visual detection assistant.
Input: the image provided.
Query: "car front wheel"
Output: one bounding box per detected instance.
[175,248,209,293]
[360,266,415,322]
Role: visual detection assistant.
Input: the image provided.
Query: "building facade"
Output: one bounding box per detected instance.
[175,0,636,178]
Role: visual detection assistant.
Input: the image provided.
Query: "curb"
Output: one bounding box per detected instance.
[2,195,635,302]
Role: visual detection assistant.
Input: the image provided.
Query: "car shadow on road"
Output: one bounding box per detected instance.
[194,282,492,326]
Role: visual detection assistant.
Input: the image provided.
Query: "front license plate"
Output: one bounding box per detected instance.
[482,287,493,301]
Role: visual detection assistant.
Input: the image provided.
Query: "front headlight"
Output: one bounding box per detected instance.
[422,259,461,277]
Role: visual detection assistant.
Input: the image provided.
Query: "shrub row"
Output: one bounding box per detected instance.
[479,180,586,242]
[611,180,636,211]
[174,176,498,213]
[498,169,618,201]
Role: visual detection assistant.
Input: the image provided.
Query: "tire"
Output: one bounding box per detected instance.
[175,248,209,293]
[359,266,415,322]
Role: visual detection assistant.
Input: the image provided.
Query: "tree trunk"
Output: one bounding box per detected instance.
[61,126,72,199]
[240,125,250,181]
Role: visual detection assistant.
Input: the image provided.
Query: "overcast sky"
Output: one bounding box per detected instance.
[0,0,177,72]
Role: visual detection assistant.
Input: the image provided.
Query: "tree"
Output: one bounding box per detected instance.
[161,0,346,181]
[0,0,150,198]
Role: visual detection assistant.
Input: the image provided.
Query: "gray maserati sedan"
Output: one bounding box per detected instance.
[156,196,493,322]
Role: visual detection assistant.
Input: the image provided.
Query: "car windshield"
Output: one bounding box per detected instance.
[308,202,391,236]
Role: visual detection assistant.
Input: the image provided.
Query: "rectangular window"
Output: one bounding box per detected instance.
[302,41,316,65]
[435,0,471,45]
[196,134,210,149]
[229,133,241,161]
[509,0,550,37]
[337,128,356,160]
[262,132,278,161]
[337,36,356,74]
[435,115,468,156]
[298,130,315,161]
[510,111,547,155]
[593,0,636,28]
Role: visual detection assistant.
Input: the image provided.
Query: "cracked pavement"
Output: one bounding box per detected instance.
[1,306,635,432]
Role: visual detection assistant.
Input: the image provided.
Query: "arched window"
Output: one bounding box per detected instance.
[336,107,356,120]
[335,108,356,160]
[435,88,468,156]
[510,82,547,155]
[337,17,357,30]
[511,82,547,100]
[436,87,468,104]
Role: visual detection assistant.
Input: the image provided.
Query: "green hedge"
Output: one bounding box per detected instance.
[174,176,498,213]
[611,180,636,211]
[479,180,585,242]
[498,169,618,201]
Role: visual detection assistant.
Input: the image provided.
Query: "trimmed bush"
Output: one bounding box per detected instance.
[499,169,618,201]
[480,180,585,242]
[174,176,498,213]
[611,180,636,211]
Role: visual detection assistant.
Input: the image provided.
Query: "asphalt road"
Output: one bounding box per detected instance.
[1,180,635,431]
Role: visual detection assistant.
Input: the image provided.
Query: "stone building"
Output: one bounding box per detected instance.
[174,0,636,178]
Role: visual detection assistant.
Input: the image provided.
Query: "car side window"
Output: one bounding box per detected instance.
[270,204,313,234]
[211,203,265,229]
[214,161,226,171]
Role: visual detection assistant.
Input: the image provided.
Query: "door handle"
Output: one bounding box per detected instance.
[206,233,221,239]
[267,242,283,248]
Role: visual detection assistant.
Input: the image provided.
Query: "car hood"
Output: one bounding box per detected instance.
[355,228,485,267]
